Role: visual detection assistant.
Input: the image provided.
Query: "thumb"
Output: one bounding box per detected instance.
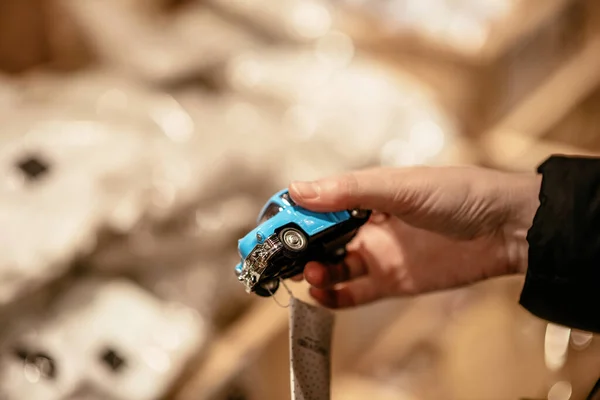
[288,167,409,213]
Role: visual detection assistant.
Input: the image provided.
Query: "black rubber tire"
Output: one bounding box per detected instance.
[278,227,308,252]
[254,280,280,297]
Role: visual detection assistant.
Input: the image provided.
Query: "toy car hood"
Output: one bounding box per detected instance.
[237,220,278,260]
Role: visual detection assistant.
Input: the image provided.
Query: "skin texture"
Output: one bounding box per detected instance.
[288,166,542,309]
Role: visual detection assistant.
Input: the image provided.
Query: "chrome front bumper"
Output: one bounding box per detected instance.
[238,235,282,293]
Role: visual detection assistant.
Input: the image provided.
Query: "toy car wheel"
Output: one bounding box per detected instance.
[279,227,308,252]
[254,280,280,297]
[350,209,369,219]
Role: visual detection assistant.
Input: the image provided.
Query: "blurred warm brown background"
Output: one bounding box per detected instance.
[0,0,598,400]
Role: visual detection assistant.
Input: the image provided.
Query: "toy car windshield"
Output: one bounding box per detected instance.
[235,189,370,297]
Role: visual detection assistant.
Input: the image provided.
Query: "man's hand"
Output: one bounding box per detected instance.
[288,166,541,309]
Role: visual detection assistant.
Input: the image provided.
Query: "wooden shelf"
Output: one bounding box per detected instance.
[482,131,599,172]
[481,0,574,62]
[480,34,600,169]
[337,0,574,65]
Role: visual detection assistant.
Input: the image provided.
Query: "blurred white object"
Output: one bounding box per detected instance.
[206,0,333,42]
[60,0,258,83]
[0,279,205,400]
[547,381,573,400]
[18,72,202,221]
[78,280,205,400]
[0,113,154,305]
[175,89,349,180]
[0,76,234,301]
[226,46,458,168]
[544,323,571,371]
[0,329,80,400]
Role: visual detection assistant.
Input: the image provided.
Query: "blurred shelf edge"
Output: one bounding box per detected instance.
[482,132,599,172]
[480,33,600,170]
[484,33,600,140]
[481,0,575,62]
[336,0,574,65]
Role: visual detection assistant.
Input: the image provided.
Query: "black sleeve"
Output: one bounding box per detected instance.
[520,155,600,333]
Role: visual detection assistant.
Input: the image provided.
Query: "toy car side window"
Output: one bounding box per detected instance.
[280,192,296,206]
[259,203,282,224]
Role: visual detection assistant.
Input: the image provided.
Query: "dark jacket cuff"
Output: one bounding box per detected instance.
[520,155,600,333]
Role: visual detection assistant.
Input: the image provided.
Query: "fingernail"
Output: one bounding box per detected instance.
[290,181,320,200]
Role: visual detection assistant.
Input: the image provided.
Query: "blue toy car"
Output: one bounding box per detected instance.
[235,189,371,297]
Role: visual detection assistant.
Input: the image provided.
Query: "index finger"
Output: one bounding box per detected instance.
[288,167,415,214]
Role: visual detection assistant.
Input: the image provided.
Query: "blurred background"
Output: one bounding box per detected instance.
[0,0,598,399]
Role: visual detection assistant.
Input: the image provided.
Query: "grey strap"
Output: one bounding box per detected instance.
[289,297,335,400]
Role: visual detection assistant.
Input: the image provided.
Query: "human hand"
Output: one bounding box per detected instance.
[288,166,541,308]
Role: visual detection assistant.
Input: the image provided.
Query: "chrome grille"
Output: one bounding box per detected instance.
[238,235,282,292]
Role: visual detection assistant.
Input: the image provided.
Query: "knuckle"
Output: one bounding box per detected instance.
[380,261,406,294]
[337,173,361,208]
[339,173,359,195]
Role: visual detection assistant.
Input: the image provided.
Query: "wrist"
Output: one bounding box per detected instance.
[501,172,542,274]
